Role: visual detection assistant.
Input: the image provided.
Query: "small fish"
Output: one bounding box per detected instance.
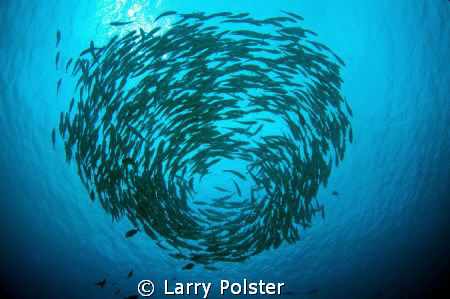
[90,190,95,202]
[332,191,339,196]
[65,58,73,73]
[222,169,246,181]
[124,295,139,299]
[114,289,120,295]
[95,279,106,288]
[55,52,60,69]
[109,21,134,26]
[232,179,242,197]
[214,186,230,193]
[204,265,220,271]
[51,128,56,150]
[125,228,139,238]
[69,98,74,113]
[182,263,195,270]
[56,30,61,47]
[127,270,133,278]
[56,78,62,94]
[154,11,177,22]
[139,28,145,39]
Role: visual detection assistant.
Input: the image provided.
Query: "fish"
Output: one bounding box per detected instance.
[154,11,178,22]
[127,270,133,278]
[182,263,195,270]
[90,190,95,201]
[123,295,139,299]
[332,191,339,196]
[280,10,304,21]
[95,279,106,288]
[55,52,60,69]
[56,78,62,94]
[56,30,61,47]
[109,21,134,26]
[231,179,242,197]
[125,228,139,238]
[214,186,231,193]
[114,289,120,295]
[69,98,74,113]
[222,169,246,181]
[51,128,56,150]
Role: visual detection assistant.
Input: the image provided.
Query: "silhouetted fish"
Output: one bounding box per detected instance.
[125,228,139,238]
[51,128,56,150]
[114,289,120,295]
[109,21,134,26]
[90,190,95,202]
[124,295,138,299]
[55,52,60,69]
[95,279,106,288]
[56,30,61,47]
[332,191,339,196]
[127,270,133,278]
[56,78,62,94]
[155,11,178,22]
[182,263,195,270]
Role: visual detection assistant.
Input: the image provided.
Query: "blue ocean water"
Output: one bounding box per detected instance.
[0,0,449,298]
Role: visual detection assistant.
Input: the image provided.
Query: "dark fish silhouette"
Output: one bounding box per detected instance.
[109,21,134,26]
[95,279,106,288]
[214,186,230,193]
[182,263,195,270]
[125,229,139,238]
[332,191,339,196]
[124,295,138,299]
[55,52,60,69]
[56,78,62,94]
[56,30,61,47]
[114,289,120,295]
[155,11,177,22]
[127,270,133,278]
[90,190,95,202]
[51,128,56,150]
[65,58,73,73]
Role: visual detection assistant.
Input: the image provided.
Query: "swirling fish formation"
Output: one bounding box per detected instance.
[55,11,353,266]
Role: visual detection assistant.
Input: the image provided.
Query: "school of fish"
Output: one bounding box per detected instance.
[54,11,353,267]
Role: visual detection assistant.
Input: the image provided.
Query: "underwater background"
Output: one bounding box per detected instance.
[0,0,449,298]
